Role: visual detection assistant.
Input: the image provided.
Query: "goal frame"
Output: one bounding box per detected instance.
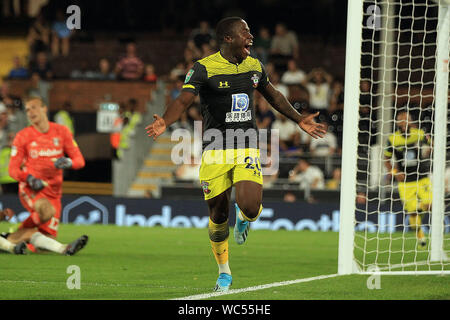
[338,0,450,275]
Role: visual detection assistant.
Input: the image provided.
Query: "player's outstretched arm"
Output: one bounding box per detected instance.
[259,82,326,139]
[146,91,196,140]
[58,126,85,170]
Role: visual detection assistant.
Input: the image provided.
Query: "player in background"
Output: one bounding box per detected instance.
[384,110,432,247]
[146,17,326,291]
[0,208,26,254]
[1,97,88,255]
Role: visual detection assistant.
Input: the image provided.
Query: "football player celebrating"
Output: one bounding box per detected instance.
[146,17,326,291]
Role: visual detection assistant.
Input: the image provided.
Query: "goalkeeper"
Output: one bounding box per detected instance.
[2,97,88,255]
[384,110,432,247]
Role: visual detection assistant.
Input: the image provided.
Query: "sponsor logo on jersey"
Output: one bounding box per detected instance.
[30,148,63,158]
[226,93,251,123]
[218,81,230,88]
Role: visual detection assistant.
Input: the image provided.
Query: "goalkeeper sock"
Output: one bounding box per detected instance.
[0,236,15,253]
[30,232,66,254]
[209,219,231,275]
[409,215,425,240]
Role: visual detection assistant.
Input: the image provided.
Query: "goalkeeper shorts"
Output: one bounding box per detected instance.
[397,177,432,213]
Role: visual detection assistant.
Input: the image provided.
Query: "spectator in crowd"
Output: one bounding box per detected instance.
[264,62,276,79]
[5,100,27,135]
[288,158,325,190]
[170,110,193,132]
[54,101,75,135]
[189,20,215,52]
[328,80,344,113]
[270,23,299,67]
[0,82,23,113]
[302,67,333,115]
[256,98,276,130]
[70,60,93,79]
[272,113,309,154]
[8,56,29,79]
[51,9,73,57]
[201,43,215,58]
[175,154,200,182]
[359,80,372,108]
[309,120,337,157]
[185,42,202,64]
[281,59,306,85]
[261,144,279,188]
[283,191,297,202]
[270,71,288,99]
[326,167,341,190]
[0,131,18,194]
[0,102,9,148]
[170,62,186,81]
[115,42,144,80]
[271,113,297,152]
[143,64,158,83]
[168,75,184,103]
[253,26,271,65]
[27,13,50,58]
[445,166,450,194]
[29,51,52,80]
[328,80,345,149]
[91,58,116,80]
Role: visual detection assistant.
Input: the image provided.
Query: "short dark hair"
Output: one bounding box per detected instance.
[216,17,243,46]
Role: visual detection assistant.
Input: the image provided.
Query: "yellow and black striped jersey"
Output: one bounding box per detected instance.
[182,51,269,150]
[384,127,431,182]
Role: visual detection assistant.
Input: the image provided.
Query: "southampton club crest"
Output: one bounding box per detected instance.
[201,181,211,194]
[251,74,260,88]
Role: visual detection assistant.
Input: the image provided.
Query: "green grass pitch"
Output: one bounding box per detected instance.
[0,223,448,300]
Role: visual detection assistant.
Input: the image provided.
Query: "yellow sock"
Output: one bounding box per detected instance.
[208,219,231,274]
[409,214,424,240]
[239,204,263,222]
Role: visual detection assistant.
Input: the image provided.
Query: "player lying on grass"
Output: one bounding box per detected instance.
[0,209,26,254]
[1,97,88,255]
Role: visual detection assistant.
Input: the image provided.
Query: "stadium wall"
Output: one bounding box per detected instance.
[1,195,448,234]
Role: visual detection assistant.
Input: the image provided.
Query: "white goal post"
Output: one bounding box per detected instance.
[339,0,450,275]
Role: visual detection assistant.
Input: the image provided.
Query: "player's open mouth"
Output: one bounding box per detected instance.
[244,42,252,55]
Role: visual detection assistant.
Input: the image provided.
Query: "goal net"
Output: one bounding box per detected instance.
[339,0,450,274]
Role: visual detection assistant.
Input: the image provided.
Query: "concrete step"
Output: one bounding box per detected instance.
[144,159,176,167]
[130,183,158,191]
[150,148,173,155]
[138,172,173,179]
[140,165,177,172]
[133,177,165,185]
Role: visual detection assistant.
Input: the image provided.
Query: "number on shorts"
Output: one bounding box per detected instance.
[48,217,59,231]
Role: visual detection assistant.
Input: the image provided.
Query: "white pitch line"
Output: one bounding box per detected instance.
[172,273,340,300]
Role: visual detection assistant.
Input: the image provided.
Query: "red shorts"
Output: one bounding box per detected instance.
[18,182,61,237]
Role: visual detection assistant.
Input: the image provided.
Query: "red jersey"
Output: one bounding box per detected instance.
[9,122,85,198]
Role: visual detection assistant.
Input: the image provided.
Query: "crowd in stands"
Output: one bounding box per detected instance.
[2,12,356,199]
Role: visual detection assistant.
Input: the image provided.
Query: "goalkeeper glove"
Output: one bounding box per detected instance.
[26,175,46,191]
[54,157,72,169]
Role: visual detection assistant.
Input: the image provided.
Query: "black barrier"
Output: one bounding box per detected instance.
[1,195,449,234]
